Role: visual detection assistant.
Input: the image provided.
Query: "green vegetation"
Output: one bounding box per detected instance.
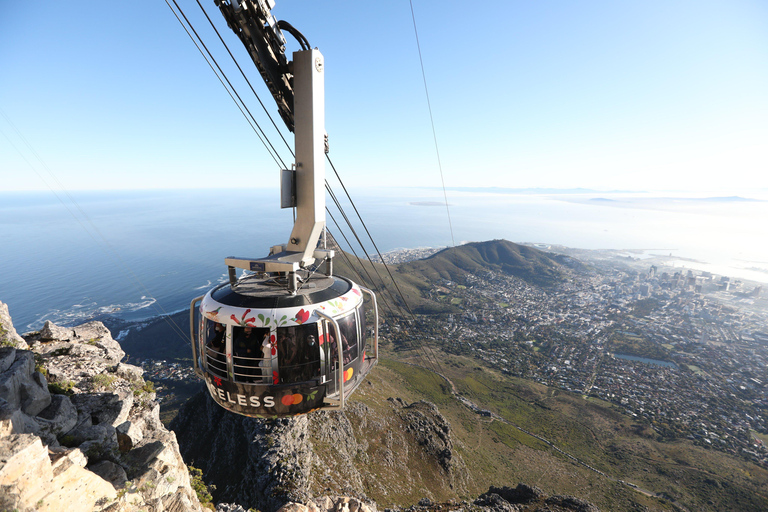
[189,465,216,509]
[609,331,670,361]
[0,323,17,347]
[91,373,117,391]
[132,379,155,397]
[363,347,768,512]
[752,431,768,445]
[48,379,75,396]
[33,353,49,379]
[629,297,661,318]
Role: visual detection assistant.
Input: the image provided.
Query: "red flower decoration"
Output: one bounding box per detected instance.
[270,334,276,342]
[352,288,361,296]
[293,308,310,324]
[213,376,222,387]
[272,371,279,385]
[271,347,276,356]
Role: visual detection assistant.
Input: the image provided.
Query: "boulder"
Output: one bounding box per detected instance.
[0,396,40,437]
[40,321,74,342]
[0,433,54,506]
[0,350,51,416]
[116,419,144,452]
[0,347,16,373]
[70,389,132,430]
[0,302,26,349]
[22,370,52,416]
[73,322,125,363]
[89,459,128,489]
[36,394,78,439]
[69,424,119,461]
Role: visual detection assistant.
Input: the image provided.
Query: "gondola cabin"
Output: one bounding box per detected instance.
[188,1,378,417]
[190,271,378,417]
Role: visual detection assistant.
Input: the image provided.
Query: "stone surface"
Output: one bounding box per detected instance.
[89,460,129,489]
[0,301,27,349]
[0,306,205,512]
[40,320,74,342]
[36,394,78,438]
[21,370,52,416]
[0,347,16,373]
[0,350,51,414]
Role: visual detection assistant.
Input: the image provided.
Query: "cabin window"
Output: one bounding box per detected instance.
[276,324,321,384]
[327,312,358,366]
[232,326,270,383]
[203,319,227,378]
[357,302,367,359]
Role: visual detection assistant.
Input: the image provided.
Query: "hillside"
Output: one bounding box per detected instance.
[403,240,569,288]
[330,239,570,316]
[169,348,768,512]
[95,241,768,511]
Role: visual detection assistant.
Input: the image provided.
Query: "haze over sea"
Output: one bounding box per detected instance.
[2,187,767,332]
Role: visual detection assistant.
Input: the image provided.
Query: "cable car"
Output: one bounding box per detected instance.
[189,0,378,417]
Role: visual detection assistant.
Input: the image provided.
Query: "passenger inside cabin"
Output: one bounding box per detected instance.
[234,326,259,382]
[209,322,225,351]
[276,325,321,383]
[205,321,227,378]
[259,332,272,382]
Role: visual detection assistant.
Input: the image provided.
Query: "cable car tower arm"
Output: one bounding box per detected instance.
[215,0,295,131]
[217,0,331,291]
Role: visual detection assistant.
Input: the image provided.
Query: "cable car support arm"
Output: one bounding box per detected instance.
[217,0,332,292]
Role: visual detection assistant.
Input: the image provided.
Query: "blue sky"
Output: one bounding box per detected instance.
[2,0,767,192]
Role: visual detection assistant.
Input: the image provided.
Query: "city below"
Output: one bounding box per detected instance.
[134,243,768,469]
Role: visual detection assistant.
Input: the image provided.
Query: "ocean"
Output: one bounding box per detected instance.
[1,187,767,332]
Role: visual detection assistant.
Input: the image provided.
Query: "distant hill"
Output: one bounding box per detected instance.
[330,239,572,316]
[402,240,568,289]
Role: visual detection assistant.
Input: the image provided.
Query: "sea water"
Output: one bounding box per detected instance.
[1,187,767,331]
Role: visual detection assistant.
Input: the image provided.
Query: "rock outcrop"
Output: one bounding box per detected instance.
[0,301,204,512]
[171,387,470,511]
[271,484,599,512]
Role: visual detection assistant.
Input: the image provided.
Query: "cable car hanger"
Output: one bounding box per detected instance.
[188,0,378,418]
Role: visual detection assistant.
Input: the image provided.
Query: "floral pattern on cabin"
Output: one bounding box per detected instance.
[201,282,362,327]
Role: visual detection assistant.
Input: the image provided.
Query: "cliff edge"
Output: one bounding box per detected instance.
[0,301,204,512]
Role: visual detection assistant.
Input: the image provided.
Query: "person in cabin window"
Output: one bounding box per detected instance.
[206,322,226,377]
[260,332,272,382]
[210,322,225,351]
[234,327,258,382]
[279,334,300,383]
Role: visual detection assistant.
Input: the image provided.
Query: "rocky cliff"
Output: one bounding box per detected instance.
[1,299,599,512]
[0,301,204,512]
[171,374,599,512]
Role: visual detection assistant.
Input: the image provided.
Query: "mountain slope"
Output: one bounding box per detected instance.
[402,240,568,288]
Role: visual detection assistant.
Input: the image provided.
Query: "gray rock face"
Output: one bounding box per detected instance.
[40,320,75,342]
[171,386,470,512]
[0,347,16,373]
[0,302,205,512]
[0,302,27,349]
[545,495,601,512]
[36,394,78,441]
[171,390,314,512]
[0,345,52,421]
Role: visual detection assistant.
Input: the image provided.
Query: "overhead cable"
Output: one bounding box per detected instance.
[166,0,288,169]
[408,0,455,248]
